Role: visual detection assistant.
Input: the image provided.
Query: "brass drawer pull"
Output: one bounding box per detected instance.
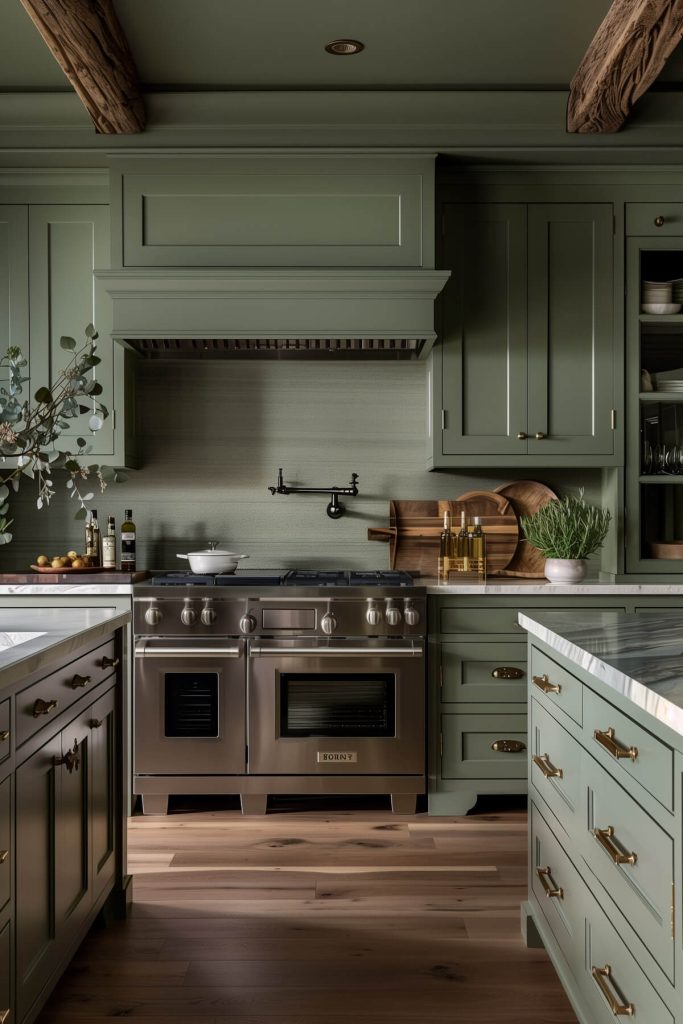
[54,741,80,774]
[654,215,665,228]
[100,655,120,669]
[32,698,57,717]
[0,1008,10,1024]
[0,729,8,742]
[594,727,638,762]
[536,865,563,899]
[69,673,92,690]
[532,752,563,779]
[0,850,8,865]
[594,825,637,866]
[591,964,634,1016]
[90,718,103,729]
[532,673,561,695]
[492,666,524,680]
[491,739,526,753]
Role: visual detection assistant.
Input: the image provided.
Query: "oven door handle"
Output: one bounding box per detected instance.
[135,641,242,658]
[249,643,423,658]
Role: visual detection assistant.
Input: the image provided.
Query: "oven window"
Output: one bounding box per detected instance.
[279,673,395,737]
[165,673,219,738]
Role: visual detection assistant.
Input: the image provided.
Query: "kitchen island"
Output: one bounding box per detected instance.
[0,606,130,1024]
[520,609,683,1024]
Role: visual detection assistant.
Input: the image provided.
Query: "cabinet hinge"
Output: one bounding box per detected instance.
[441,409,447,431]
[610,409,616,430]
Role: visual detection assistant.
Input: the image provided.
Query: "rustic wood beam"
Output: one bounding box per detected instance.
[18,0,145,134]
[568,0,683,133]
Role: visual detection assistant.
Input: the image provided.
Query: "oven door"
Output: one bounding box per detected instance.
[134,637,246,774]
[247,638,424,775]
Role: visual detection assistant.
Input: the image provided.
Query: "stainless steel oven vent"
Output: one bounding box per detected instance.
[128,337,423,359]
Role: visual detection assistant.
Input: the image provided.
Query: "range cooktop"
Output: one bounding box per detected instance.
[147,569,415,587]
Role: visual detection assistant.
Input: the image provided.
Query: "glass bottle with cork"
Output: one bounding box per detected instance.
[121,509,136,572]
[85,509,101,567]
[438,510,454,581]
[102,515,117,569]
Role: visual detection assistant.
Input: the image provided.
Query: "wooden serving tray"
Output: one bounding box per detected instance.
[494,480,558,578]
[31,564,113,573]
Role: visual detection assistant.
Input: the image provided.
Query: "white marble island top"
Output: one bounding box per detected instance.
[0,606,131,691]
[519,610,683,737]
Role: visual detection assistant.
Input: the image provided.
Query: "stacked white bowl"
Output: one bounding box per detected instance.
[642,280,681,314]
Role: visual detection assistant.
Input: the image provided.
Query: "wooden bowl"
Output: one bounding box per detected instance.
[648,541,683,559]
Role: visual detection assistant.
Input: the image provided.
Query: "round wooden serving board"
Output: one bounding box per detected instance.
[493,480,559,577]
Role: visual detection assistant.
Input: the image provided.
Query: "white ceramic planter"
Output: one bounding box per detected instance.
[543,558,587,584]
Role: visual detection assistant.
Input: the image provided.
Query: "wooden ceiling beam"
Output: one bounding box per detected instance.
[18,0,145,134]
[568,0,683,133]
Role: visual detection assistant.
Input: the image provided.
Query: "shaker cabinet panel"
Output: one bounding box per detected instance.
[0,205,28,382]
[90,687,117,904]
[54,712,92,943]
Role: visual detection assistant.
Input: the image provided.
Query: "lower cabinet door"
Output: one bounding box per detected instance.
[529,698,580,838]
[440,642,527,704]
[0,917,11,1024]
[440,713,527,779]
[0,775,10,914]
[90,688,117,904]
[55,711,92,942]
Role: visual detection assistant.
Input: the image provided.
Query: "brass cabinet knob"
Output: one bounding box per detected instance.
[0,850,8,864]
[100,655,120,669]
[69,673,91,690]
[90,718,103,729]
[32,698,57,717]
[0,729,8,742]
[535,431,546,440]
[517,431,528,440]
[654,215,665,227]
[0,1007,10,1024]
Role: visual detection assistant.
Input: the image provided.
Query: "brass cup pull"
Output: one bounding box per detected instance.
[532,674,561,695]
[0,1008,10,1024]
[591,964,634,1016]
[0,729,8,742]
[594,727,638,762]
[100,655,120,669]
[654,215,665,227]
[536,865,563,899]
[491,739,526,753]
[517,431,528,440]
[0,850,8,865]
[593,825,637,866]
[90,718,103,729]
[32,698,57,718]
[54,741,80,774]
[533,752,563,779]
[492,666,524,680]
[69,673,92,690]
[534,431,546,440]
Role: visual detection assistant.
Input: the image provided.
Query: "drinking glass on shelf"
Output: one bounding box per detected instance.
[643,441,653,474]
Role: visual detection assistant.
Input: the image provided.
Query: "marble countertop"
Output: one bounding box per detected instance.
[0,607,131,692]
[519,609,683,736]
[424,577,683,595]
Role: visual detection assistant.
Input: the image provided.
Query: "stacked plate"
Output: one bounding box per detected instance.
[653,367,683,392]
[642,280,682,314]
[674,279,683,304]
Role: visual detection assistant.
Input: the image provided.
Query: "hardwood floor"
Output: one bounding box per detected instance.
[38,796,577,1024]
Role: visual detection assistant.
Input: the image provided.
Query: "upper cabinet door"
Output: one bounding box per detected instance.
[0,205,29,374]
[527,204,615,457]
[441,203,528,456]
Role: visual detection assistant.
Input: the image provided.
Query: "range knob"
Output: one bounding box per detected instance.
[201,599,217,626]
[240,613,257,635]
[180,599,196,627]
[385,601,402,627]
[320,612,337,636]
[366,600,382,627]
[404,601,420,627]
[144,601,162,627]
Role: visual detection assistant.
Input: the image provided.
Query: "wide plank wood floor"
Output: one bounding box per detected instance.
[38,796,577,1024]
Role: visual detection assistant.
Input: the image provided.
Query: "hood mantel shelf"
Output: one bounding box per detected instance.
[96,268,451,360]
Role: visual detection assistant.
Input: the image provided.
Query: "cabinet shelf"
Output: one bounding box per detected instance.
[639,392,683,402]
[638,475,683,484]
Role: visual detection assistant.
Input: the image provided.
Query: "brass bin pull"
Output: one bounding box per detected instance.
[594,826,637,866]
[100,655,120,669]
[0,1008,10,1024]
[0,850,8,865]
[591,964,634,1016]
[69,673,92,690]
[536,865,563,899]
[594,727,638,762]
[491,739,526,753]
[32,698,57,718]
[0,729,8,742]
[532,673,561,695]
[492,666,524,680]
[533,753,563,779]
[54,741,80,774]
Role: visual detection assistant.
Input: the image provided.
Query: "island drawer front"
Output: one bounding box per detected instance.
[529,646,583,727]
[440,713,527,779]
[0,775,9,914]
[626,202,683,236]
[581,900,673,1024]
[530,698,580,836]
[582,753,674,981]
[530,800,583,976]
[440,643,526,703]
[583,687,673,811]
[0,918,10,1024]
[0,700,8,764]
[16,639,116,748]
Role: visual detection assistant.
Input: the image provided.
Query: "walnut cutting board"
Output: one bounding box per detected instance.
[494,480,558,578]
[367,493,519,576]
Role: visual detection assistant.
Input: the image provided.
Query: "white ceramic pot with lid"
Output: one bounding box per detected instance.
[176,546,249,573]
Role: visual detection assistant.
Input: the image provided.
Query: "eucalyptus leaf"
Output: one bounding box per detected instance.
[85,323,96,338]
[0,485,8,500]
[59,336,76,350]
[82,492,94,501]
[76,437,86,448]
[74,507,88,521]
[34,387,52,404]
[0,533,13,545]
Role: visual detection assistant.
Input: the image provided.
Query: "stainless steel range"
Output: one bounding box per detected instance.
[133,570,426,815]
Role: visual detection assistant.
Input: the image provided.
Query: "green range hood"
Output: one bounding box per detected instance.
[96,268,451,360]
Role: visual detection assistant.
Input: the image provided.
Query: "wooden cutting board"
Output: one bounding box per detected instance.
[494,480,558,577]
[367,493,519,575]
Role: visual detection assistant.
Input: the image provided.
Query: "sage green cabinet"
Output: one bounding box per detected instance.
[432,201,617,468]
[0,918,10,1024]
[0,205,28,377]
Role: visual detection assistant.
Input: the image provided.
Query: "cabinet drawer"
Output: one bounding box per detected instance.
[0,700,8,763]
[0,775,9,914]
[582,900,673,1024]
[441,713,527,779]
[582,753,674,981]
[440,606,527,636]
[530,800,583,978]
[529,646,582,727]
[626,202,683,236]
[584,686,673,811]
[530,698,580,836]
[440,642,526,703]
[16,638,116,747]
[0,918,10,1024]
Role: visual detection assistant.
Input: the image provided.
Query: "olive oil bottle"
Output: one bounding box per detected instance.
[456,511,469,571]
[471,515,485,566]
[438,511,454,580]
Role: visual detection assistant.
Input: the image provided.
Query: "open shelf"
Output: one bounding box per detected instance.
[640,392,683,402]
[639,475,683,484]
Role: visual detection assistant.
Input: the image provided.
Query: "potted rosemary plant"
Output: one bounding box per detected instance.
[520,492,611,583]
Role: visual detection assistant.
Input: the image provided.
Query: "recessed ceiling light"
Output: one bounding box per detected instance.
[325,39,365,56]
